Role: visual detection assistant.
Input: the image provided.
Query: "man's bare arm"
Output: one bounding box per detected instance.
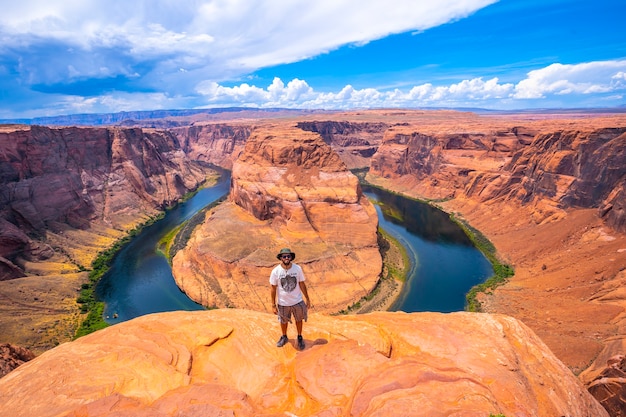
[299,281,311,308]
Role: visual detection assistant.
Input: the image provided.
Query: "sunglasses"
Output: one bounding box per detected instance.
[281,255,292,259]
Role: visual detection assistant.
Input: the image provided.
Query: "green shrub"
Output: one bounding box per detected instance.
[450,215,515,312]
[74,223,151,339]
[75,302,108,338]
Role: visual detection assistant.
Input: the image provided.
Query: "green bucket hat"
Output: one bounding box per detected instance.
[276,248,296,260]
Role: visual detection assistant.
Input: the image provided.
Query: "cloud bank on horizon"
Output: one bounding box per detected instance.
[0,0,624,119]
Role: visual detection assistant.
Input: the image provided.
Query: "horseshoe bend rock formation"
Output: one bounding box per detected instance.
[172,124,381,313]
[0,309,608,417]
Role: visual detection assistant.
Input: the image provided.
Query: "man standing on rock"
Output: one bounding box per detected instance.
[270,248,311,350]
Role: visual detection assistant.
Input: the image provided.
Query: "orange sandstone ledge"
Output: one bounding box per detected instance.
[0,309,608,417]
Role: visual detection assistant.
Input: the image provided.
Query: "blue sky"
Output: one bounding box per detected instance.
[0,0,625,119]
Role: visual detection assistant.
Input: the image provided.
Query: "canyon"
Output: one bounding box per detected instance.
[0,109,625,414]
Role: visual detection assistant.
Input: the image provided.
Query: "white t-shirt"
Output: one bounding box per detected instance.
[270,263,306,307]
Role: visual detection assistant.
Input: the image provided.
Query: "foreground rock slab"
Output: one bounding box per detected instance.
[0,309,607,416]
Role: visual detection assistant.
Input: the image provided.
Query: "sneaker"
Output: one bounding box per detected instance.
[297,335,305,350]
[276,335,288,347]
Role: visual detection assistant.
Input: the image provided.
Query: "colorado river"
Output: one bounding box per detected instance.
[96,173,230,322]
[363,185,493,312]
[97,176,492,323]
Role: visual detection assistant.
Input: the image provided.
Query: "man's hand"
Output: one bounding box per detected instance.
[272,305,278,314]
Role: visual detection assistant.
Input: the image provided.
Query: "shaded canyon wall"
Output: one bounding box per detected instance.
[0,125,213,279]
[369,123,625,231]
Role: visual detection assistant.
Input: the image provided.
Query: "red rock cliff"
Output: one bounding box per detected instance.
[296,120,388,168]
[494,128,625,230]
[172,123,251,169]
[0,125,213,279]
[369,122,625,231]
[370,124,535,199]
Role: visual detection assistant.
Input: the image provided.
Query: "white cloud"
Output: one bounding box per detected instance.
[4,58,625,119]
[192,60,626,111]
[58,92,177,115]
[0,0,497,84]
[514,60,626,99]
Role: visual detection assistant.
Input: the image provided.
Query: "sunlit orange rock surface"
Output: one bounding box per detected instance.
[172,124,381,313]
[0,309,608,417]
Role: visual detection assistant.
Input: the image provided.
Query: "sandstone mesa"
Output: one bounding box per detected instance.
[172,125,381,314]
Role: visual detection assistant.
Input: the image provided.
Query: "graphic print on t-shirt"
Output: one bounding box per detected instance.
[280,273,298,293]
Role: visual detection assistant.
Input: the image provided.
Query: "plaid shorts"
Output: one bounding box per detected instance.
[277,301,308,324]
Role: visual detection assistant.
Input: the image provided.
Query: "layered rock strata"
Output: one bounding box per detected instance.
[296,120,388,168]
[465,127,626,230]
[369,123,536,200]
[172,122,251,169]
[172,124,381,313]
[0,309,609,417]
[369,121,625,231]
[0,125,213,278]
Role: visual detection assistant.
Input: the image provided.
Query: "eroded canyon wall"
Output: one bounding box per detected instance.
[172,123,251,169]
[0,125,213,278]
[364,113,626,413]
[296,120,388,168]
[370,124,535,199]
[369,123,625,231]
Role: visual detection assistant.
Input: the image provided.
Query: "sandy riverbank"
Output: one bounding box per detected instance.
[342,230,407,315]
